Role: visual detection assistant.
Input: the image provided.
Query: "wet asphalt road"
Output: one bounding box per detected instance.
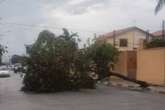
[0,73,165,110]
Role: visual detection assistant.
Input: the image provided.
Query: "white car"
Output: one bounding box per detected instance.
[0,66,11,78]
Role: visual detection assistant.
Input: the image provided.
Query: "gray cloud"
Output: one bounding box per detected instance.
[39,0,110,15]
[0,0,164,61]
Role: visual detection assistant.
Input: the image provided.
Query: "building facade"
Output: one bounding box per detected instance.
[97,27,153,51]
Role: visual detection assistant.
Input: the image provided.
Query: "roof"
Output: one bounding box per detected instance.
[97,26,153,41]
[152,30,164,37]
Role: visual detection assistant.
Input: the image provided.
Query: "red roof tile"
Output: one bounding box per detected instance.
[152,30,164,37]
[97,26,152,41]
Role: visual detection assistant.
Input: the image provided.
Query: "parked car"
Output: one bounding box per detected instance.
[0,66,10,78]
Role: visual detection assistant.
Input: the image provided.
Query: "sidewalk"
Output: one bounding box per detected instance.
[149,86,165,94]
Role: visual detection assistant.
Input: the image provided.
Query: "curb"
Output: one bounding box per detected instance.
[110,82,165,94]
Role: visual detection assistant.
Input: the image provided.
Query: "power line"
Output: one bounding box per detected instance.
[0,21,101,34]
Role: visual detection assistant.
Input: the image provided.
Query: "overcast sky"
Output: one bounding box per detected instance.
[0,0,165,60]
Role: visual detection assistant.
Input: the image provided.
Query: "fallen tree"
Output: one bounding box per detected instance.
[21,29,95,92]
[21,30,149,92]
[109,71,149,88]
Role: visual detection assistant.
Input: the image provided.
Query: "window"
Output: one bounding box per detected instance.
[120,39,128,47]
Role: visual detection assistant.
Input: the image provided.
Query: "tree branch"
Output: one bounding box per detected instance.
[109,71,149,88]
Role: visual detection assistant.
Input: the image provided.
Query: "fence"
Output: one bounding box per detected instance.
[137,48,165,85]
[114,51,137,79]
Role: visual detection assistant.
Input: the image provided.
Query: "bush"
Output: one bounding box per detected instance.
[22,29,95,92]
[145,39,165,48]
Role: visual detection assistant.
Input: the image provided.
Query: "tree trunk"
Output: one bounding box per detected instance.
[109,71,149,88]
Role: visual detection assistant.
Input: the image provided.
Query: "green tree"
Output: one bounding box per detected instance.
[0,44,7,64]
[145,39,165,48]
[86,42,119,80]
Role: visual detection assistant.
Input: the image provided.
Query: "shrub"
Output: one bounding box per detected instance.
[145,39,165,48]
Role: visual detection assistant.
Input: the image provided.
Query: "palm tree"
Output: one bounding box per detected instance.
[155,0,165,14]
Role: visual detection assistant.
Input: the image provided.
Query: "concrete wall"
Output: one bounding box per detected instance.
[137,48,165,85]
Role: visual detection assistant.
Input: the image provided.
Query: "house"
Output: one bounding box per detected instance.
[97,26,153,51]
[97,27,154,79]
[152,30,165,39]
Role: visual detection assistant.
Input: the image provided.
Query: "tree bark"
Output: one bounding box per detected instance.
[109,71,149,88]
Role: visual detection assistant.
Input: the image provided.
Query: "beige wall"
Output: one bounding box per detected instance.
[137,48,165,85]
[114,51,137,79]
[114,52,128,76]
[106,30,147,51]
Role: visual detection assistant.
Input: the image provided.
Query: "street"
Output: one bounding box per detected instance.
[0,73,165,110]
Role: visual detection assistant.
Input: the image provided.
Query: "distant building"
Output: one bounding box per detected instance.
[97,27,153,51]
[152,30,165,39]
[25,45,33,54]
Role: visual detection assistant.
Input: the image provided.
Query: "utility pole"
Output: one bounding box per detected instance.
[94,33,97,39]
[93,33,97,43]
[146,30,150,42]
[113,30,116,47]
[162,20,165,40]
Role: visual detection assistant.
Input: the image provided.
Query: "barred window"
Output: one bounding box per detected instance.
[119,39,128,47]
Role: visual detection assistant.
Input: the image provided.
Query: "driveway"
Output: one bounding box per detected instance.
[0,73,165,110]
